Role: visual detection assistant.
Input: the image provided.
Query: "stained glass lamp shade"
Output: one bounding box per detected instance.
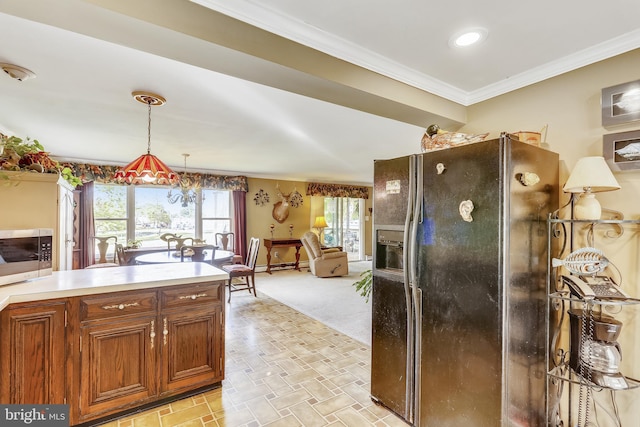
[114,91,178,185]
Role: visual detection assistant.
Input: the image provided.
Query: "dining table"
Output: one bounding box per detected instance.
[134,249,234,267]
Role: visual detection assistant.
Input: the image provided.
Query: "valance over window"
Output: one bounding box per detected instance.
[306,182,369,199]
[64,162,248,192]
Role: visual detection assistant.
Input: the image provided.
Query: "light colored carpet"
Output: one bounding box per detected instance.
[254,261,372,346]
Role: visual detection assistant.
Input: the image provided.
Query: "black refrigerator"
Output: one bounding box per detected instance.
[371,134,559,426]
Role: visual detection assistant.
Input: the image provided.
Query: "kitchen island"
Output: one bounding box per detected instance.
[0,263,228,426]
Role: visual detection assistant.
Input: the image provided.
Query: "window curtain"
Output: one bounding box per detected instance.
[64,162,248,191]
[233,190,247,261]
[62,162,249,265]
[79,181,95,269]
[306,182,370,199]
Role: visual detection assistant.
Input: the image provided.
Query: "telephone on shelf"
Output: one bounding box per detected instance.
[561,275,630,300]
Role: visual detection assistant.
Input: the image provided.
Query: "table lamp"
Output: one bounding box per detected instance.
[313,216,329,244]
[563,156,621,220]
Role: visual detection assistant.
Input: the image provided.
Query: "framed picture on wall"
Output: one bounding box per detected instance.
[603,129,640,171]
[602,80,640,128]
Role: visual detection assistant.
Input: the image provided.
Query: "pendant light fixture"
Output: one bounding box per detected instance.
[167,153,199,207]
[114,91,178,185]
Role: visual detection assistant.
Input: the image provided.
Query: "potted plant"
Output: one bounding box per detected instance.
[127,239,142,249]
[352,269,372,302]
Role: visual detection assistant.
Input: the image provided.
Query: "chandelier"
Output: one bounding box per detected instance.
[167,153,199,207]
[114,91,178,185]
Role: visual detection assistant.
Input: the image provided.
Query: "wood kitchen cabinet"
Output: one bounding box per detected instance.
[0,300,67,405]
[0,264,226,426]
[76,282,225,423]
[79,316,158,417]
[159,283,224,395]
[78,289,158,420]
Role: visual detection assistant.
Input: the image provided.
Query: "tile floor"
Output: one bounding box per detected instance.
[98,291,406,427]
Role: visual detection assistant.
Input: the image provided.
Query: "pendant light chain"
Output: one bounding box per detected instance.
[146,98,152,155]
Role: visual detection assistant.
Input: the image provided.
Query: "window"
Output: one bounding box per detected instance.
[94,184,128,244]
[202,188,232,244]
[94,183,232,249]
[323,197,364,261]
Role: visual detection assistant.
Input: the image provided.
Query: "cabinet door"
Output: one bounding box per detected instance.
[160,307,223,394]
[0,302,66,404]
[79,316,157,419]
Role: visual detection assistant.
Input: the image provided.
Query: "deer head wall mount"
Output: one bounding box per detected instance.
[272,184,303,223]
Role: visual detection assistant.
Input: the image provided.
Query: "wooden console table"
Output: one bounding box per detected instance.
[263,238,303,274]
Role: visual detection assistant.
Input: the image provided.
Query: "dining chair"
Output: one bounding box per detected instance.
[222,237,260,302]
[215,232,243,264]
[180,244,217,264]
[115,243,127,266]
[215,232,234,251]
[85,236,120,268]
[160,233,192,251]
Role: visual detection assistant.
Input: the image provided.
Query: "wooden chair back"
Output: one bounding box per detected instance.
[215,232,235,252]
[115,243,127,265]
[222,237,260,302]
[180,244,217,264]
[91,235,118,264]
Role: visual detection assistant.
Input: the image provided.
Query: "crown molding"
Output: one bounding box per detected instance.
[190,0,469,104]
[191,1,640,107]
[466,28,640,105]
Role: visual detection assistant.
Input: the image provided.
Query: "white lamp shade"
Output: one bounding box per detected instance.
[563,156,621,193]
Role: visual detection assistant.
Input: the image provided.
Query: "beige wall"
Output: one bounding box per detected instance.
[461,49,640,424]
[245,177,373,268]
[461,49,640,214]
[462,49,640,278]
[246,178,310,267]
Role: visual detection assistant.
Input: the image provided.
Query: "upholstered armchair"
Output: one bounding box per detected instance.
[300,231,349,277]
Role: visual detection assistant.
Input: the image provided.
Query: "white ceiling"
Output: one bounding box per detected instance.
[1,0,639,185]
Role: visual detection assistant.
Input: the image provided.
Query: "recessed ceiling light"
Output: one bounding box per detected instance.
[449,28,488,48]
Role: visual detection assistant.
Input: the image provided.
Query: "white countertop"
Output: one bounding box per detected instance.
[0,263,229,311]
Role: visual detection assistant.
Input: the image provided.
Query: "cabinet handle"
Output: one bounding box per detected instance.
[163,317,168,346]
[178,293,208,300]
[102,302,140,311]
[150,320,156,349]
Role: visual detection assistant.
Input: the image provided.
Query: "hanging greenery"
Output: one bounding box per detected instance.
[0,134,82,187]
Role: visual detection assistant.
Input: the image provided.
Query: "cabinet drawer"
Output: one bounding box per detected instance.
[160,282,222,310]
[80,291,157,322]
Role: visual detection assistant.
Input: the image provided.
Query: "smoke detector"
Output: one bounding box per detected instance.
[0,63,36,81]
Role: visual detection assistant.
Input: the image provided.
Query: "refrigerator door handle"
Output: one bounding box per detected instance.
[410,154,424,426]
[409,154,423,287]
[404,155,416,291]
[403,155,416,422]
[408,154,422,288]
[413,286,423,427]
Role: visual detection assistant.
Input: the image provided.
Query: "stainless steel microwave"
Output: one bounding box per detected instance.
[0,229,53,286]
